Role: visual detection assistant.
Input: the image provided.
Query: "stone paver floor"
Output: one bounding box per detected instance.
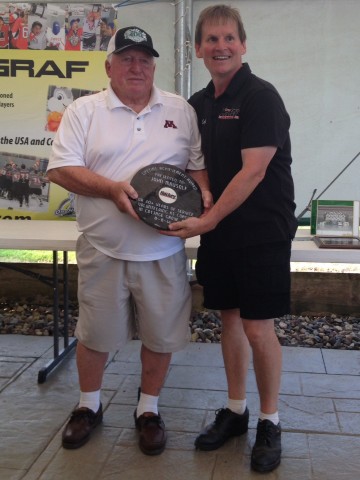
[1,335,360,480]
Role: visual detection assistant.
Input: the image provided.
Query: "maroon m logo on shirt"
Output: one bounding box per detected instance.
[164,120,178,129]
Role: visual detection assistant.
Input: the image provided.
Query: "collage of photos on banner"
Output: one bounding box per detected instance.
[0,2,118,51]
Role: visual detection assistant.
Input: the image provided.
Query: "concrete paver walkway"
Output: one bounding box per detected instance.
[1,335,360,479]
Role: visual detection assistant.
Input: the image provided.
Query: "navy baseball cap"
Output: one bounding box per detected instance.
[106,26,159,57]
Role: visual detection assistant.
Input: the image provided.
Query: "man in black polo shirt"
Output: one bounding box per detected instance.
[163,4,297,473]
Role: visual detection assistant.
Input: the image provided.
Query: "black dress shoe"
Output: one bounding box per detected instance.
[251,419,281,472]
[194,407,249,451]
[62,404,103,449]
[134,410,167,455]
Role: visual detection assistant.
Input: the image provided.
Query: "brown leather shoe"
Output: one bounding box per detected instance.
[62,404,103,449]
[134,410,167,455]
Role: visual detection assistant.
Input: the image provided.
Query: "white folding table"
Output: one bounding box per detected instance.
[0,221,79,383]
[1,221,359,383]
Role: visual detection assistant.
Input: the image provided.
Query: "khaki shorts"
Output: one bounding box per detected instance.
[75,234,191,353]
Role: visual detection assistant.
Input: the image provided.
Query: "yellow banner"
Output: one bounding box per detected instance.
[0,49,108,220]
[0,3,115,221]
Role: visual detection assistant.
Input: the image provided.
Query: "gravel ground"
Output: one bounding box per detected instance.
[191,310,360,350]
[1,295,360,350]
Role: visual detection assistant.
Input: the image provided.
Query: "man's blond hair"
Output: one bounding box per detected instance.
[195,4,247,45]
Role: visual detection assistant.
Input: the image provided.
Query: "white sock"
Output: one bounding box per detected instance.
[259,411,280,425]
[227,398,247,415]
[136,392,159,417]
[79,390,101,413]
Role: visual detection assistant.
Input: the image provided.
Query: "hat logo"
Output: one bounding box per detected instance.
[124,28,147,43]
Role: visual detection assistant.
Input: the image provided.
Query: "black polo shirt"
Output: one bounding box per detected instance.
[189,63,297,250]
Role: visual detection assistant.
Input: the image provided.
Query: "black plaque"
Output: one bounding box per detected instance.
[130,163,203,230]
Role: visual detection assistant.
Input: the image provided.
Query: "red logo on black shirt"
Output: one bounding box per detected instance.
[218,107,240,120]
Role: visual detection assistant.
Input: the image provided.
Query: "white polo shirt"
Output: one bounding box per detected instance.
[48,84,205,260]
